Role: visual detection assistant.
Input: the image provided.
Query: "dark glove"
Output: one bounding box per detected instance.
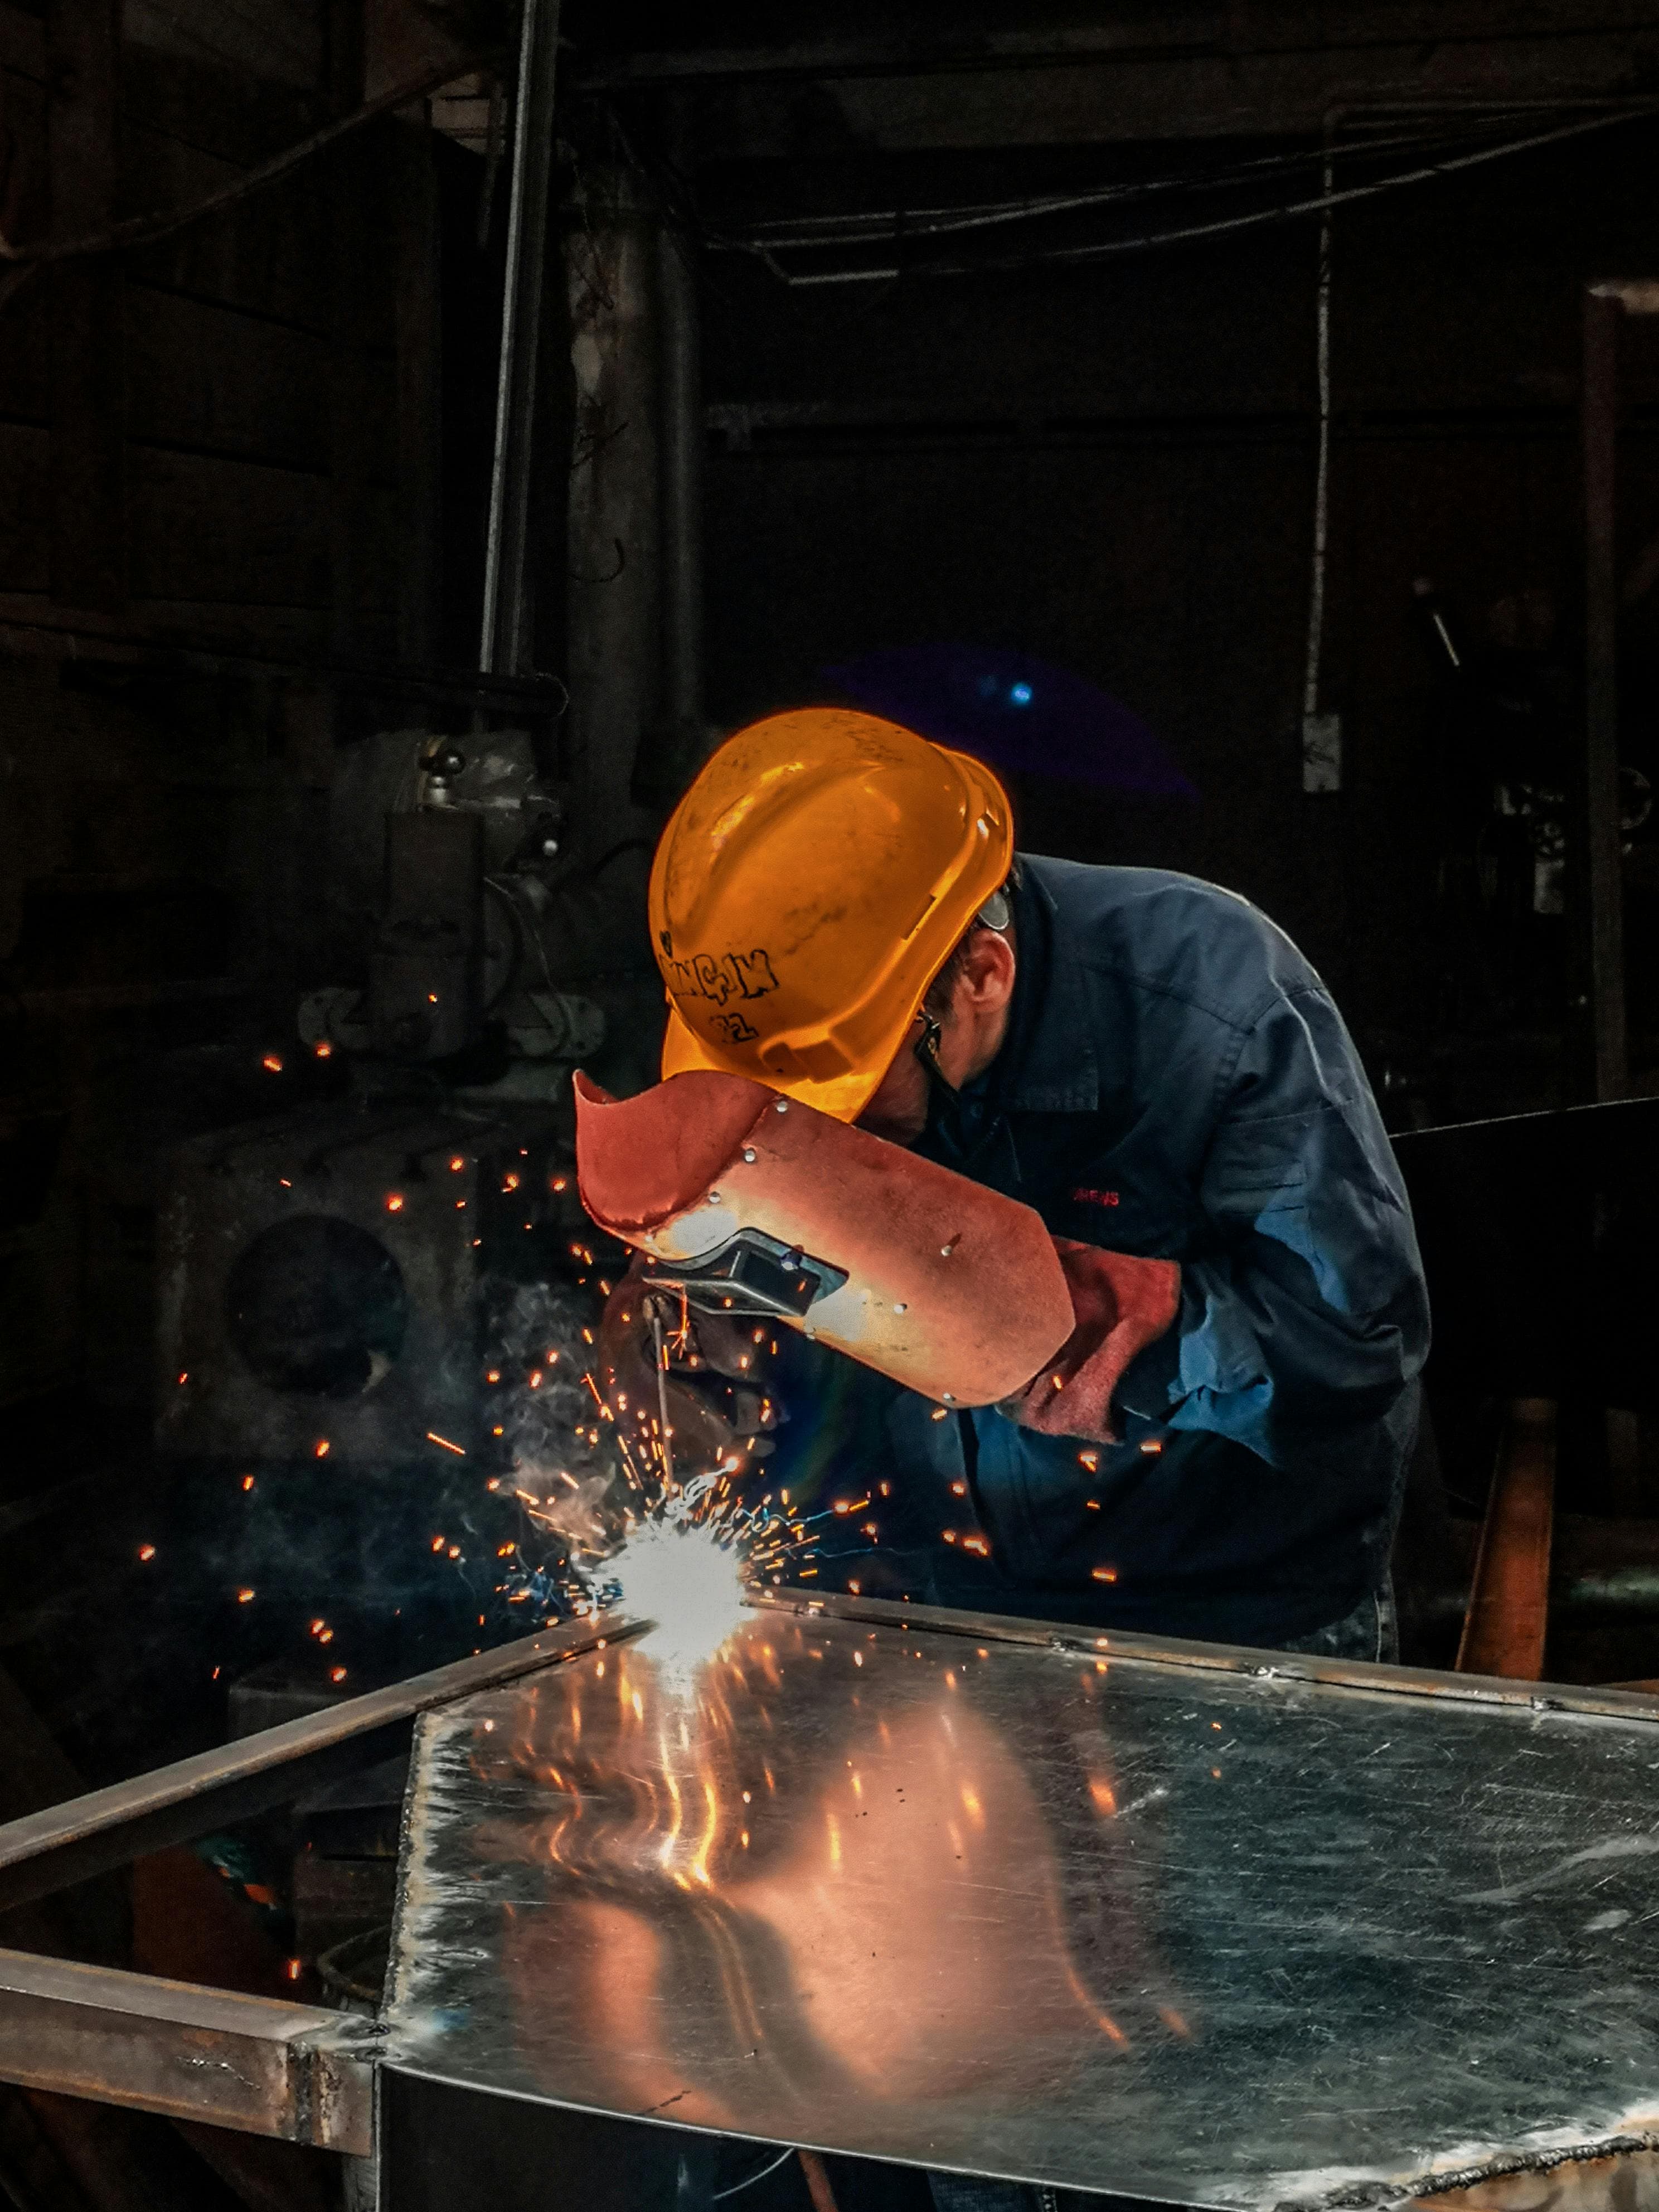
[598,1262,784,1480]
[1002,1239,1180,1445]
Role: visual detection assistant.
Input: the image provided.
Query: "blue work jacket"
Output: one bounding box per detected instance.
[771,854,1430,1649]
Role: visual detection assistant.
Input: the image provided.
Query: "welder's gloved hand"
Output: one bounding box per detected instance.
[598,1262,783,1475]
[1002,1239,1180,1445]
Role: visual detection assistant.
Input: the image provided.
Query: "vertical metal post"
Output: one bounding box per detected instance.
[1582,286,1628,1103]
[479,0,562,678]
[563,163,662,843]
[658,219,705,743]
[394,115,443,680]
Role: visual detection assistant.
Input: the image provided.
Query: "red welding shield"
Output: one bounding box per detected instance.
[574,1070,1076,1408]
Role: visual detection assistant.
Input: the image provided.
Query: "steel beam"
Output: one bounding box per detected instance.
[1583,286,1629,1103]
[659,216,705,742]
[0,1951,375,2154]
[578,21,1659,149]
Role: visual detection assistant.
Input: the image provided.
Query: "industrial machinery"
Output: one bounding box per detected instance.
[156,727,661,1473]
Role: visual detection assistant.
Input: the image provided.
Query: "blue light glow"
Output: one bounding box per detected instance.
[1009,682,1033,705]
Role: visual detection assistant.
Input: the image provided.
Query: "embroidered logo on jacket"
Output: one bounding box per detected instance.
[1072,1187,1120,1207]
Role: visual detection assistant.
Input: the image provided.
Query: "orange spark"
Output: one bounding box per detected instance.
[386,1194,405,1212]
[237,1587,255,1603]
[137,1544,156,1562]
[314,1439,330,1458]
[426,1431,467,1457]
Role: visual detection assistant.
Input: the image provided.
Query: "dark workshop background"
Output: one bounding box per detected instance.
[9,4,1659,1415]
[3,6,1659,2200]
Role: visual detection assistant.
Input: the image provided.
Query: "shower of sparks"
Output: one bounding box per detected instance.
[165,1152,887,1755]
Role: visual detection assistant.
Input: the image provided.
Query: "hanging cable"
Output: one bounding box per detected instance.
[711,2146,799,2198]
[1301,124,1336,752]
[706,104,1656,288]
[733,114,1506,247]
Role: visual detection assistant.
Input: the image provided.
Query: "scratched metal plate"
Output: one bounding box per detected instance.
[381,1600,1659,2209]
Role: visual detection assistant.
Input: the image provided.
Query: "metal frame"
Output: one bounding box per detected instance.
[0,1589,1655,2166]
[748,1584,1659,1721]
[0,1611,633,2152]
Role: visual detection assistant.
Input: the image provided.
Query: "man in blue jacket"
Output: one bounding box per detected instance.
[633,706,1429,1668]
[846,847,1429,1661]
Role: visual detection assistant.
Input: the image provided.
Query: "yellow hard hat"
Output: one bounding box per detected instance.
[649,708,1014,1120]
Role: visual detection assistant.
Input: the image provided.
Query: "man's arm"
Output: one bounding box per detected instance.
[1115,986,1430,1465]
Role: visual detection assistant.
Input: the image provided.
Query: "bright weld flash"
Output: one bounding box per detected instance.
[598,1520,746,1691]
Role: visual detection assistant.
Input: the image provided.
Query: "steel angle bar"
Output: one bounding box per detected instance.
[0,1949,376,2153]
[0,1612,638,1913]
[746,1583,1659,1719]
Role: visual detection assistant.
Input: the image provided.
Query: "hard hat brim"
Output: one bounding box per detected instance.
[661,1005,890,1122]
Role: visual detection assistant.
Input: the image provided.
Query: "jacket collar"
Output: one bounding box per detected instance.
[990,855,1100,1116]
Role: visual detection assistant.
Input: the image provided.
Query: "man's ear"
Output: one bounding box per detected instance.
[958,928,1016,1014]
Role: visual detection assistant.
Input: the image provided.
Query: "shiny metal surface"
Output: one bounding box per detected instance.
[383,1598,1659,2208]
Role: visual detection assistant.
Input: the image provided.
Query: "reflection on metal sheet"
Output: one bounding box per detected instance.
[383,1604,1659,2207]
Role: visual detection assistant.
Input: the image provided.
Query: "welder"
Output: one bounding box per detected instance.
[578,707,1429,2211]
[590,705,1429,1679]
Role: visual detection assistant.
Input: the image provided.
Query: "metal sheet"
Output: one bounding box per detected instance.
[381,1595,1659,2208]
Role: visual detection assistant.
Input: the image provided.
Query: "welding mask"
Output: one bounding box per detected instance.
[574,1070,1074,1409]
